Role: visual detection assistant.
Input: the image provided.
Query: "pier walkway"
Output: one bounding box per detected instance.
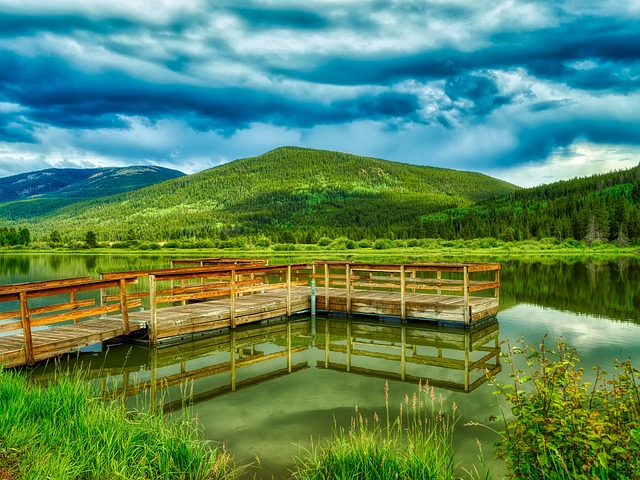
[0,259,500,367]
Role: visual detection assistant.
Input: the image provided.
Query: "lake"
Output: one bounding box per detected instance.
[3,252,640,478]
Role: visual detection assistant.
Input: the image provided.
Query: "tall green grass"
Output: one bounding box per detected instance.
[0,368,237,479]
[292,380,458,479]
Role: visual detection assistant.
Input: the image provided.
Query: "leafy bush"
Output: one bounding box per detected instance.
[373,238,394,250]
[357,239,373,248]
[272,243,297,251]
[317,237,332,247]
[490,337,640,479]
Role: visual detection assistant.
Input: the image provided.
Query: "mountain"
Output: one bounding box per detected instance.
[5,147,518,242]
[421,165,640,243]
[0,166,186,219]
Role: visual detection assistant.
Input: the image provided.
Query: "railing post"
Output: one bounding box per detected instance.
[119,278,130,335]
[324,262,330,312]
[70,290,79,324]
[400,265,406,320]
[346,264,351,315]
[230,269,236,328]
[19,291,35,366]
[495,267,500,301]
[463,266,470,326]
[286,265,292,316]
[149,274,158,345]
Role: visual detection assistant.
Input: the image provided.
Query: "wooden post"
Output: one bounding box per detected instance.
[70,290,79,324]
[411,269,416,294]
[19,291,35,366]
[436,269,442,295]
[400,265,406,320]
[311,263,316,318]
[230,269,236,328]
[495,268,500,300]
[119,278,130,335]
[324,262,330,312]
[463,266,470,326]
[286,265,292,316]
[346,264,351,315]
[149,275,158,345]
[99,273,106,307]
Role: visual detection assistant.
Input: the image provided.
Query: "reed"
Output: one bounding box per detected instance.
[0,368,237,479]
[292,380,458,480]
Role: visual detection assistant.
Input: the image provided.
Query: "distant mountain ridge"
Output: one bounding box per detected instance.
[0,166,185,202]
[3,146,519,241]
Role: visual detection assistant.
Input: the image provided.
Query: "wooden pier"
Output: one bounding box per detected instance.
[313,261,500,325]
[0,277,145,367]
[0,259,500,368]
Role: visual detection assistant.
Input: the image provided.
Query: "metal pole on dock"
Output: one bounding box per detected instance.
[310,278,316,318]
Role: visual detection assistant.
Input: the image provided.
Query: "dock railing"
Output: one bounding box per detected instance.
[312,260,500,325]
[0,277,141,366]
[102,263,311,344]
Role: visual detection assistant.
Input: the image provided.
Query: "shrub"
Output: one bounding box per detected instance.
[373,238,393,250]
[272,243,297,251]
[490,337,640,479]
[357,239,373,248]
[317,237,332,247]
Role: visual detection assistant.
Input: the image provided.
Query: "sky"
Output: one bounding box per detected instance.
[0,1,639,187]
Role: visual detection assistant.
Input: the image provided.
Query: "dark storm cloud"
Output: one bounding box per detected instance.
[0,49,420,141]
[0,0,638,180]
[232,7,328,29]
[445,72,510,116]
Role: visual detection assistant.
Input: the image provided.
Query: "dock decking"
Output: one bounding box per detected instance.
[0,259,500,367]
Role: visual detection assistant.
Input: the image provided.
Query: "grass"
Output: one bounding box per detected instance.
[291,380,461,480]
[0,368,237,480]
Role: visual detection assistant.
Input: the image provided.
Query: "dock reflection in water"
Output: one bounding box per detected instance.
[30,316,501,411]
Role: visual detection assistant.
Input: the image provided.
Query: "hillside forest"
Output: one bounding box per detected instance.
[1,147,639,248]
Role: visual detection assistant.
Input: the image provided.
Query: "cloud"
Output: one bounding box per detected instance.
[0,0,638,184]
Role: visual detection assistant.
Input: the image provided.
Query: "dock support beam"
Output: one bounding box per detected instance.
[19,291,35,366]
[463,266,470,326]
[149,275,158,345]
[230,270,236,328]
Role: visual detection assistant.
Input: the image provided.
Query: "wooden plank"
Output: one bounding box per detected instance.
[0,276,91,295]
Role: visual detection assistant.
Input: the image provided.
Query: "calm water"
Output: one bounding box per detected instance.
[3,253,640,478]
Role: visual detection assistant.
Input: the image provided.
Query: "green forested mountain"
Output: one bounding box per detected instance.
[0,166,185,219]
[7,147,517,242]
[421,165,640,244]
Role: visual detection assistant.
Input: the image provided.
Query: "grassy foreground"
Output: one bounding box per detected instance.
[0,369,236,480]
[293,381,459,480]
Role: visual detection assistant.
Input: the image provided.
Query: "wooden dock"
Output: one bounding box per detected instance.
[313,261,500,325]
[0,277,145,368]
[0,259,500,368]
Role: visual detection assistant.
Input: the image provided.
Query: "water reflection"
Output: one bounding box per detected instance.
[317,318,500,393]
[29,316,500,411]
